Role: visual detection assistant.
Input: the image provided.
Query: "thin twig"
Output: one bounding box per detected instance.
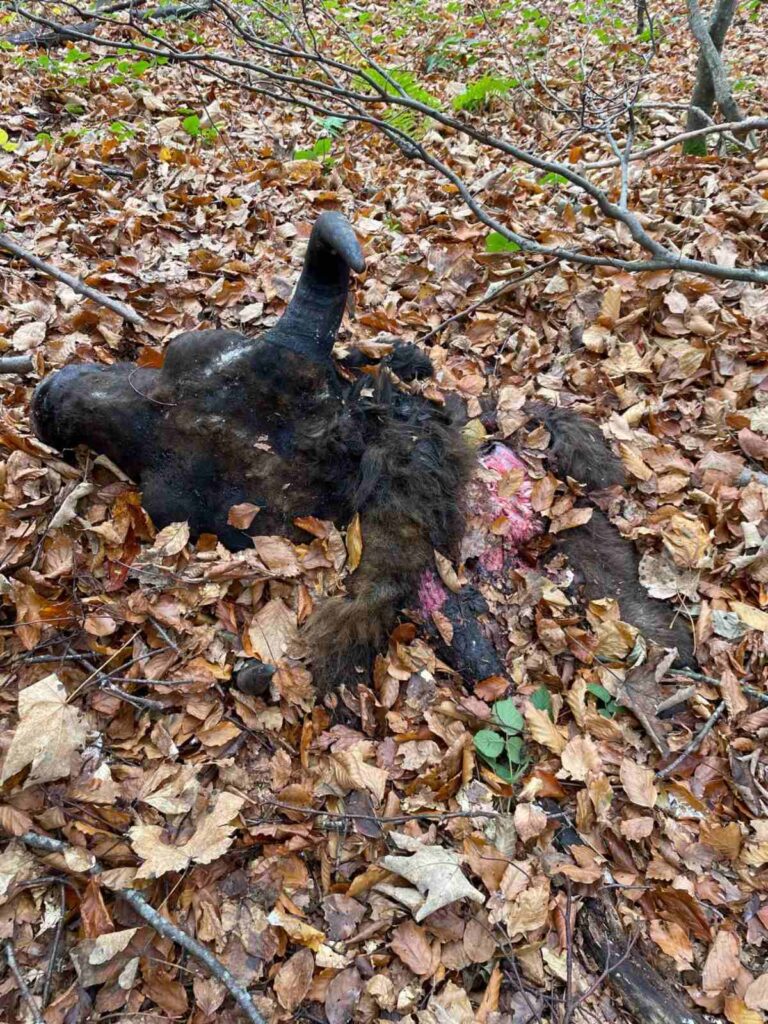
[3,939,45,1024]
[419,259,560,343]
[657,700,727,779]
[11,4,768,285]
[41,879,67,1008]
[252,797,501,823]
[121,889,266,1024]
[583,115,766,167]
[668,668,768,706]
[0,232,145,326]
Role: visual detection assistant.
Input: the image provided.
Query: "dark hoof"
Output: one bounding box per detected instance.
[234,661,276,696]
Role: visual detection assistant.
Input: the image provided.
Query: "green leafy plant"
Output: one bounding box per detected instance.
[530,686,553,713]
[474,698,529,782]
[586,683,624,719]
[356,66,439,137]
[0,127,17,152]
[453,75,518,112]
[294,135,333,162]
[484,231,521,254]
[182,113,202,137]
[108,120,136,142]
[539,171,569,186]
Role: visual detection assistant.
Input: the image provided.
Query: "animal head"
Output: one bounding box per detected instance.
[31,212,366,465]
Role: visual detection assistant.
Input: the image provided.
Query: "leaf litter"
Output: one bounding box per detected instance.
[0,0,767,1022]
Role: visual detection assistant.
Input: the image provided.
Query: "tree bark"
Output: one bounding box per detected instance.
[580,896,706,1024]
[684,0,743,154]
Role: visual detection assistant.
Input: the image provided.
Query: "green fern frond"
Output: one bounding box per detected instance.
[355,66,439,138]
[453,75,518,112]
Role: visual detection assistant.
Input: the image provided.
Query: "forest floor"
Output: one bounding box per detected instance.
[0,1,767,1022]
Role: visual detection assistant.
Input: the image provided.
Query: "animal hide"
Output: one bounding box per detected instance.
[31,212,694,695]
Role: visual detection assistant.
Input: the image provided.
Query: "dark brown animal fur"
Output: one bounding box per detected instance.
[526,402,695,666]
[31,214,694,694]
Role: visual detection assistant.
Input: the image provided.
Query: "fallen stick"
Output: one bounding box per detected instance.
[0,355,34,374]
[14,831,266,1024]
[579,897,705,1024]
[419,258,560,342]
[3,939,45,1024]
[657,699,727,779]
[0,233,145,326]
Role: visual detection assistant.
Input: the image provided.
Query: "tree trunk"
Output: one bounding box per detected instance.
[684,0,742,154]
[636,0,648,35]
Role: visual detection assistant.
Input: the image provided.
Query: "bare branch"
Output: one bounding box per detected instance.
[3,939,45,1024]
[0,233,145,326]
[122,889,266,1024]
[419,259,560,343]
[9,3,768,286]
[657,700,727,779]
[14,831,266,1024]
[584,116,767,167]
[0,355,35,375]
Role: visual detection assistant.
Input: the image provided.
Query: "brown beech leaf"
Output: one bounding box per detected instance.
[702,929,741,993]
[326,967,364,1024]
[525,702,567,754]
[345,513,363,571]
[0,674,87,786]
[619,759,658,809]
[381,832,483,921]
[130,792,244,878]
[513,803,548,843]
[274,948,314,1012]
[227,501,261,529]
[390,920,434,976]
[745,974,768,1011]
[149,520,190,557]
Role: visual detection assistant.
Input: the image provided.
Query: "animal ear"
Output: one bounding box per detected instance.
[268,212,365,361]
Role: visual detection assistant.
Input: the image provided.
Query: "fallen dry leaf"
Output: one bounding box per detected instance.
[619,759,658,809]
[380,832,483,921]
[0,674,87,786]
[130,792,244,878]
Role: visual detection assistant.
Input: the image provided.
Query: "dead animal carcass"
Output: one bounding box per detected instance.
[31,213,694,692]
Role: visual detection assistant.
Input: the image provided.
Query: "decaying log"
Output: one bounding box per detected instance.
[580,896,705,1024]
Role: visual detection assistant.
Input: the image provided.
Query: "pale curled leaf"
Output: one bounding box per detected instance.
[619,759,658,809]
[524,702,567,754]
[129,792,244,879]
[380,833,483,921]
[1,674,87,785]
[346,513,363,572]
[150,520,190,557]
[89,929,138,965]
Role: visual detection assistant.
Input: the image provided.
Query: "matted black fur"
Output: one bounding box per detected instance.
[31,213,475,693]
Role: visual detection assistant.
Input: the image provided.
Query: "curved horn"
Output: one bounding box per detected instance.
[268,212,365,360]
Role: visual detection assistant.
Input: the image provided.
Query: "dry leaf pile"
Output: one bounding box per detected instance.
[0,1,767,1022]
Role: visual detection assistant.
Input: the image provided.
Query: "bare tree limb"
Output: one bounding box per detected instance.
[0,233,145,326]
[121,889,266,1024]
[685,0,742,152]
[0,355,35,375]
[10,3,768,286]
[3,939,45,1024]
[13,831,266,1024]
[584,115,766,168]
[657,700,727,779]
[419,259,560,343]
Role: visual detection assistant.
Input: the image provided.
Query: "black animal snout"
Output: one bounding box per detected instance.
[31,364,91,448]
